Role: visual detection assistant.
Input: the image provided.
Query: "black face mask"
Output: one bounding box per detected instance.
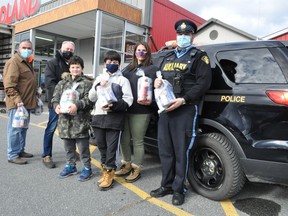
[62,51,73,60]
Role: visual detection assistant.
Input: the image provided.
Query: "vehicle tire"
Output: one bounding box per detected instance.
[188,132,246,201]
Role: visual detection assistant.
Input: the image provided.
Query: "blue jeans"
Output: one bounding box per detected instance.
[42,108,58,158]
[7,108,31,160]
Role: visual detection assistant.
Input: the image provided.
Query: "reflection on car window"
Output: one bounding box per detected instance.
[219,59,237,82]
[217,48,286,83]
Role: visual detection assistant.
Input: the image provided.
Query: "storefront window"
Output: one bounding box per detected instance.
[124,31,144,63]
[34,31,75,58]
[95,12,147,76]
[101,14,124,51]
[33,31,75,93]
[15,31,30,49]
[99,48,109,73]
[35,32,55,57]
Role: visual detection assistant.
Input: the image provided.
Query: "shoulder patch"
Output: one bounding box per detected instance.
[201,56,210,64]
[189,49,198,57]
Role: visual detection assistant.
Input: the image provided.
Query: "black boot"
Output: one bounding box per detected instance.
[150,187,173,198]
[172,192,185,206]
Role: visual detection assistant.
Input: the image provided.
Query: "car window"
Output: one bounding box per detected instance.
[216,48,286,84]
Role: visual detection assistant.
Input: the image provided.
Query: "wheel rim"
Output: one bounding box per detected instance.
[192,147,224,190]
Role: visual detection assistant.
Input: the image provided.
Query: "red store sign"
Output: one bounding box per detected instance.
[0,0,41,24]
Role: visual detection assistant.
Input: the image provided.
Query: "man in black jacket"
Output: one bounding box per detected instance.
[42,41,75,168]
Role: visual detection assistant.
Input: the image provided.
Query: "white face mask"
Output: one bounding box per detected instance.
[176,35,191,48]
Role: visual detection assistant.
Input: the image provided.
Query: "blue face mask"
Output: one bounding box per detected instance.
[20,49,33,59]
[176,35,191,48]
[106,64,119,73]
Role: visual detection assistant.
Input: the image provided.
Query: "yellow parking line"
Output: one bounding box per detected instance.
[0,115,49,128]
[221,200,239,216]
[0,114,7,118]
[119,178,194,216]
[29,121,59,135]
[38,120,48,127]
[89,146,193,216]
[0,115,238,216]
[30,122,46,129]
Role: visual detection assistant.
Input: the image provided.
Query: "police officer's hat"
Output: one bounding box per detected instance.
[174,19,197,34]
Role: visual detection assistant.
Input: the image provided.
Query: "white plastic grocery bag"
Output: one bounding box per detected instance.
[96,72,118,107]
[33,98,44,115]
[137,68,152,103]
[60,83,80,113]
[154,71,176,113]
[12,105,29,128]
[97,84,118,107]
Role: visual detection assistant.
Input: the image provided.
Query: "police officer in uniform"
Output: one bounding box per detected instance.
[150,19,212,205]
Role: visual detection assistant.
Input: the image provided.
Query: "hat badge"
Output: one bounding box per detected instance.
[180,22,186,30]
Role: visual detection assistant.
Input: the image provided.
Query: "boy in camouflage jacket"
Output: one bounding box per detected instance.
[51,55,93,181]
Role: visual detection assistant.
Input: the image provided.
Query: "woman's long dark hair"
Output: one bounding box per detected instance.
[128,41,153,70]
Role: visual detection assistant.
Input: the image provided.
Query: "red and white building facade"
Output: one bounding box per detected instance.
[0,0,204,80]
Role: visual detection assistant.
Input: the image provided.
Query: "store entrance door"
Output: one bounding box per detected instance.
[34,60,48,101]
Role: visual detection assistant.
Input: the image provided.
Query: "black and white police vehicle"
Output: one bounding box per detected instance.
[145,40,288,201]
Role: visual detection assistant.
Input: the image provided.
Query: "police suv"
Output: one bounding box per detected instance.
[146,40,288,201]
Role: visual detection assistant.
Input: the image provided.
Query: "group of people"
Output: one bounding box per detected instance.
[3,19,212,206]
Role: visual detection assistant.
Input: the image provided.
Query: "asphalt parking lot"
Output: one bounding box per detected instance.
[0,105,288,216]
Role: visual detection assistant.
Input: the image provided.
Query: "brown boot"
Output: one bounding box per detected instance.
[98,169,115,191]
[125,164,141,183]
[42,156,56,169]
[97,165,108,185]
[115,161,132,176]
